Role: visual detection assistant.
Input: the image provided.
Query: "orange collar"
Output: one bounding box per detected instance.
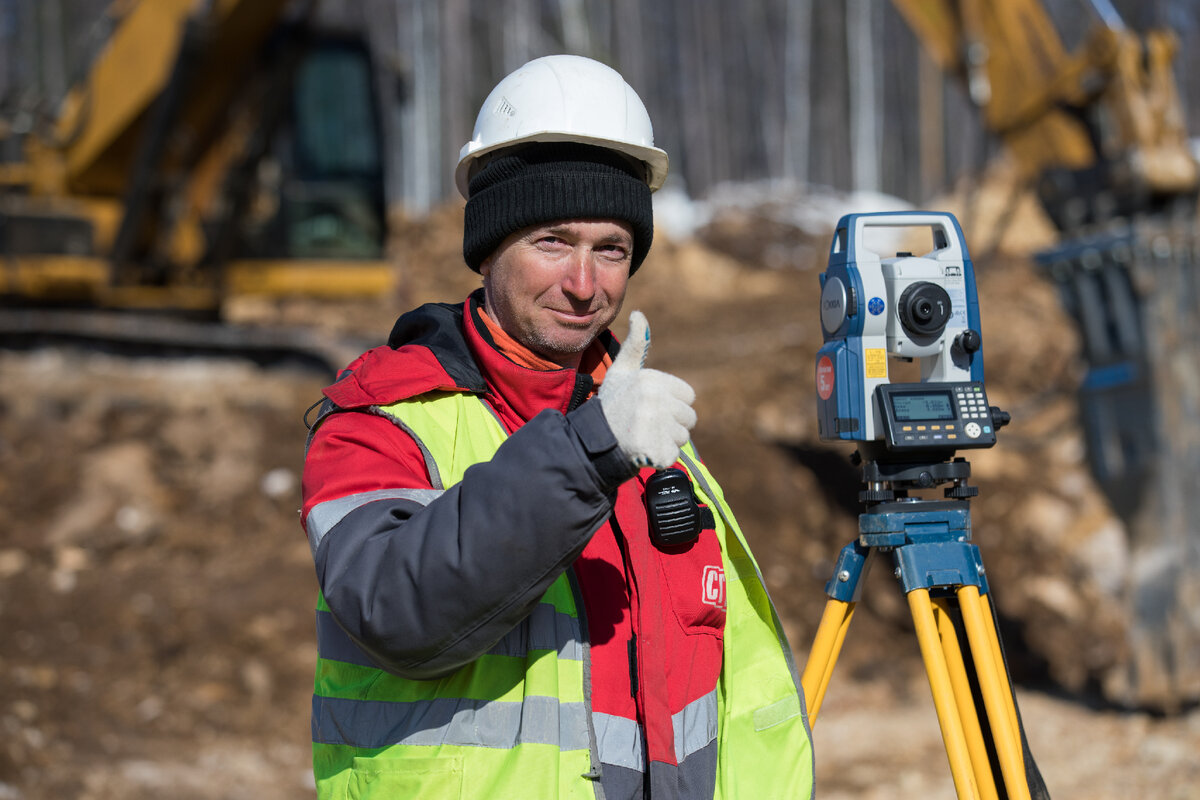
[476,306,611,390]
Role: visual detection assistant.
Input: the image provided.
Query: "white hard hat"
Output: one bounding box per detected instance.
[456,55,669,198]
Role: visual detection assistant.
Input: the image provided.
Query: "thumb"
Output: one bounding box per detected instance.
[611,310,651,373]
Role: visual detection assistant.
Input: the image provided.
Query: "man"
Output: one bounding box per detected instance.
[301,55,814,799]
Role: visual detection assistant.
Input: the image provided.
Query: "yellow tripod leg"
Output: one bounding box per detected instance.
[909,589,981,800]
[933,599,1000,800]
[980,592,1022,746]
[801,599,856,725]
[958,586,1031,800]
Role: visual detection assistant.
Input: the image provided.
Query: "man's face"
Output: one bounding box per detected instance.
[480,219,634,369]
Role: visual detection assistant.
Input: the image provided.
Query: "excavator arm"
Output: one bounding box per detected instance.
[50,0,295,197]
[893,0,1200,711]
[893,0,1197,226]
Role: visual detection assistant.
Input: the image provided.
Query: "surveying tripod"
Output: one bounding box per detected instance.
[800,450,1050,800]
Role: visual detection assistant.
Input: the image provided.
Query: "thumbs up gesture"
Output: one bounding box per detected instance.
[598,311,697,469]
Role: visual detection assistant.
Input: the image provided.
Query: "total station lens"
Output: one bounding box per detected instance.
[898,282,952,337]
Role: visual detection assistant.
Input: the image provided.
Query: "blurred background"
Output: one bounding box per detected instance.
[1,0,1198,797]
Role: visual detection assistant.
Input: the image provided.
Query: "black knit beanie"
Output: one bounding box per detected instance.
[463,143,654,274]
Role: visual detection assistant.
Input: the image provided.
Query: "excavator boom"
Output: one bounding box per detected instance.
[894,0,1200,711]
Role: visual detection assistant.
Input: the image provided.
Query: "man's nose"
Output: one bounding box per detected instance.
[561,251,597,300]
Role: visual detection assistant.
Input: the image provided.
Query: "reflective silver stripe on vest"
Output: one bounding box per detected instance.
[591,689,717,772]
[593,712,644,772]
[305,488,444,555]
[312,694,590,751]
[674,689,718,762]
[317,600,582,669]
[485,602,583,661]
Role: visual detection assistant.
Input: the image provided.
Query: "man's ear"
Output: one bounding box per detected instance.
[478,254,494,278]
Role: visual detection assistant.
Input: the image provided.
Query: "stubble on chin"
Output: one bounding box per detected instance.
[524,323,595,360]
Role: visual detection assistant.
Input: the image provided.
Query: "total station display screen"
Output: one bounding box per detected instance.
[890,391,955,421]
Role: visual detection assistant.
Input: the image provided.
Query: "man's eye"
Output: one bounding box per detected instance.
[598,245,630,260]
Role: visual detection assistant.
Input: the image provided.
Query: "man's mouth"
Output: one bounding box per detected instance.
[549,308,599,326]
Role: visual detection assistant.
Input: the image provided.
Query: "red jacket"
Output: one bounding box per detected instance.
[302,291,725,798]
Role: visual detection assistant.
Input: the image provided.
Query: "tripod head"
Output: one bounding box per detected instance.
[854,447,976,504]
[852,400,1010,506]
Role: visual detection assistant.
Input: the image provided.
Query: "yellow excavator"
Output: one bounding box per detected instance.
[892,0,1200,710]
[0,0,392,368]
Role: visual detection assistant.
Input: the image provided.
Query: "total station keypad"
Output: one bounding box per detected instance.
[955,385,992,439]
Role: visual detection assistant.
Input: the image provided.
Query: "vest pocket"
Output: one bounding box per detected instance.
[654,522,728,635]
[348,755,463,799]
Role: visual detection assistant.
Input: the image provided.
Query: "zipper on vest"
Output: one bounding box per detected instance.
[627,633,638,698]
[610,512,640,702]
[567,373,594,411]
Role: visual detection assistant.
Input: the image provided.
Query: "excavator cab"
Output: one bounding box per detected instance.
[0,0,393,314]
[238,34,387,263]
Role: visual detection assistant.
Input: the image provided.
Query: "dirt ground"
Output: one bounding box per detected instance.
[2,189,1199,798]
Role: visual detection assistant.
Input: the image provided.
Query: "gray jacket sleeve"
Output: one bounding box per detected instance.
[311,399,634,679]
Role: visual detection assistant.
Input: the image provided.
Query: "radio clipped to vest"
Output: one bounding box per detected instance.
[645,468,713,549]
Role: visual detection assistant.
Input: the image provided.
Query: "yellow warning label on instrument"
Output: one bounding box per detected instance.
[864,348,888,379]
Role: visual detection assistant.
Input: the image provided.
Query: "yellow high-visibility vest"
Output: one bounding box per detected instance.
[311,391,814,799]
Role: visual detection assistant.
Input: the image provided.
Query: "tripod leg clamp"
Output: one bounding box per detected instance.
[894,541,989,595]
[825,541,871,602]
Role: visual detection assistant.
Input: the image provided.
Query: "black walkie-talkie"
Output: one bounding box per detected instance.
[645,468,704,548]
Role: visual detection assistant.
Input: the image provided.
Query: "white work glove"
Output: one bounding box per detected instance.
[598,311,697,469]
